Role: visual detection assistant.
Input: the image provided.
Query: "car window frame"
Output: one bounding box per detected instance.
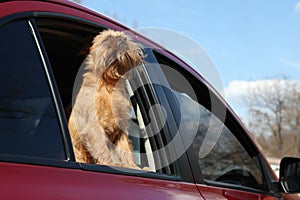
[29,17,76,162]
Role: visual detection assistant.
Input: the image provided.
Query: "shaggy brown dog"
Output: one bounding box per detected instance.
[68,30,144,169]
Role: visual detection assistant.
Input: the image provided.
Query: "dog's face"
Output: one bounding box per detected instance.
[88,30,144,84]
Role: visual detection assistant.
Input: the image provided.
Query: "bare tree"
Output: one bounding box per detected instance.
[245,79,300,158]
[284,81,300,155]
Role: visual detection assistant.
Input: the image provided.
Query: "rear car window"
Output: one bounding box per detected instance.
[0,20,66,160]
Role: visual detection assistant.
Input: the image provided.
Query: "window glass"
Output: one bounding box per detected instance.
[0,20,66,160]
[155,52,267,190]
[176,92,264,189]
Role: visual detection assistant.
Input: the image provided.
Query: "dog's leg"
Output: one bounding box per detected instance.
[114,132,141,169]
[68,119,92,163]
[79,119,121,165]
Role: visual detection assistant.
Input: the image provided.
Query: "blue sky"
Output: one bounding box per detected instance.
[81,0,300,117]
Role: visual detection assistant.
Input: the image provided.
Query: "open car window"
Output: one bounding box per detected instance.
[35,17,177,176]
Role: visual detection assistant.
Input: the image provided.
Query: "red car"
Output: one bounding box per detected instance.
[0,1,299,199]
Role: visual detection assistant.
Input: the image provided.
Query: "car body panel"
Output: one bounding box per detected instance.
[196,184,280,200]
[0,162,202,200]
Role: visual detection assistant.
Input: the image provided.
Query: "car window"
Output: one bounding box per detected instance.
[176,92,264,189]
[0,20,66,160]
[154,51,269,191]
[35,17,178,175]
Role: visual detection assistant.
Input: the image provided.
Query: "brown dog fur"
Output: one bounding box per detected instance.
[68,30,144,169]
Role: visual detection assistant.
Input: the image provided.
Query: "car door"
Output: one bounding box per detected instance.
[149,50,285,200]
[1,8,202,199]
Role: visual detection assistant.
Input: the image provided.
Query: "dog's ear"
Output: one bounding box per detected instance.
[87,30,144,84]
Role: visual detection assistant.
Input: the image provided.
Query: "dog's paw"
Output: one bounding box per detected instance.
[141,166,153,172]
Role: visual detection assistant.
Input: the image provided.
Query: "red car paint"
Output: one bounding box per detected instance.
[197,184,279,200]
[0,162,201,200]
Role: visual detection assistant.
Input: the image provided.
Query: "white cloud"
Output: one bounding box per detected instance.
[224,79,299,105]
[223,80,253,119]
[224,79,300,118]
[295,1,300,12]
[224,80,249,107]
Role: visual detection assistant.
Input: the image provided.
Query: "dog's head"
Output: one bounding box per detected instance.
[87,30,144,84]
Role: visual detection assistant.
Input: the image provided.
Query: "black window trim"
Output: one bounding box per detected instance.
[0,154,79,169]
[28,18,75,162]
